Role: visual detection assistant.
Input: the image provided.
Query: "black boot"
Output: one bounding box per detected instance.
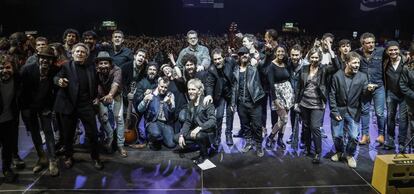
[265,133,276,149]
[277,133,286,150]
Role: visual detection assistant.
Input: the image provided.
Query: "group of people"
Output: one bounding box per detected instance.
[1,27,414,184]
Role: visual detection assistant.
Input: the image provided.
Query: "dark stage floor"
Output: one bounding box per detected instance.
[0,108,402,193]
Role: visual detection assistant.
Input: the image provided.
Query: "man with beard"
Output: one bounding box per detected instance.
[382,41,409,151]
[355,33,386,146]
[232,47,265,157]
[110,30,133,68]
[137,77,176,149]
[95,51,127,157]
[175,78,216,164]
[82,30,109,65]
[204,48,235,147]
[176,30,211,72]
[0,53,19,183]
[330,52,372,168]
[20,46,59,176]
[286,44,306,149]
[122,49,148,149]
[62,28,80,59]
[133,62,159,149]
[54,43,103,170]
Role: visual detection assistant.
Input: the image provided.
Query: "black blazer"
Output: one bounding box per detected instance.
[0,75,21,120]
[329,70,368,121]
[121,61,147,97]
[205,57,235,103]
[20,62,56,110]
[179,95,216,137]
[53,61,97,114]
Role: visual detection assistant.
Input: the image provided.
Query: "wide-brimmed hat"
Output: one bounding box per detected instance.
[38,46,56,58]
[95,51,112,63]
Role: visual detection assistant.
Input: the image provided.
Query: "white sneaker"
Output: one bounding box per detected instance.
[331,152,341,162]
[347,156,357,168]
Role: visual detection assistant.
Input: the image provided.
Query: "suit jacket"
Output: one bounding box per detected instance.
[121,61,147,98]
[20,61,56,110]
[329,70,368,121]
[179,95,216,137]
[205,57,235,103]
[53,61,97,114]
[0,75,21,121]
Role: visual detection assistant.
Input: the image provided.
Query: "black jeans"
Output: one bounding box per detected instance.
[300,107,324,154]
[0,119,14,172]
[21,109,56,159]
[174,131,211,157]
[61,105,100,160]
[215,97,234,137]
[238,101,263,145]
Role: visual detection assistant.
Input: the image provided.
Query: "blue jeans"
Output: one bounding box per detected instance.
[146,121,175,148]
[98,95,125,147]
[386,91,408,144]
[332,112,359,156]
[361,85,386,136]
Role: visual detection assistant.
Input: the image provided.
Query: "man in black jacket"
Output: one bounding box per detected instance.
[175,78,216,164]
[20,46,59,176]
[232,47,265,157]
[330,52,373,168]
[400,61,414,151]
[54,43,103,170]
[204,48,235,147]
[0,53,19,183]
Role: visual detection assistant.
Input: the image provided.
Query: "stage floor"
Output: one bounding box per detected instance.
[0,107,403,193]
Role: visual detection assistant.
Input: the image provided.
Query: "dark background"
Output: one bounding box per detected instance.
[0,0,413,39]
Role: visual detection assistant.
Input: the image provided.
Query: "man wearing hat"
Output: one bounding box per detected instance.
[95,51,127,157]
[20,46,60,176]
[54,43,103,170]
[382,41,409,150]
[232,46,266,157]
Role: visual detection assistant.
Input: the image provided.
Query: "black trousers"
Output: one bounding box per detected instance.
[174,131,210,157]
[0,119,15,172]
[300,107,324,154]
[21,109,56,159]
[61,105,100,160]
[238,101,263,145]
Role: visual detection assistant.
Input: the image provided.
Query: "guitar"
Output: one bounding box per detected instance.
[124,82,138,144]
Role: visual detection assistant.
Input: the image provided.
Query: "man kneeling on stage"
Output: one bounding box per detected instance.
[175,78,216,164]
[137,77,176,150]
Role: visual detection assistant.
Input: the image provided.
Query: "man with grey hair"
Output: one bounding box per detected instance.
[175,30,211,72]
[54,43,103,170]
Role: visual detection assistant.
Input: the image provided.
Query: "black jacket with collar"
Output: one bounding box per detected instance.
[400,64,414,106]
[232,62,266,106]
[53,60,98,114]
[329,70,369,121]
[0,75,21,121]
[179,95,216,137]
[205,57,235,103]
[296,64,337,104]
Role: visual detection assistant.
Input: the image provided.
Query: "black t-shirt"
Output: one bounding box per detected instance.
[76,64,91,106]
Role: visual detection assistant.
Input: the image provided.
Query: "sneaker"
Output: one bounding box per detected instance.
[33,156,48,173]
[331,152,342,162]
[118,147,128,158]
[49,159,59,177]
[346,156,357,168]
[241,141,253,153]
[256,147,264,157]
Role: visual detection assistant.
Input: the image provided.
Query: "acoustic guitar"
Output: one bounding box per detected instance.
[124,82,138,144]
